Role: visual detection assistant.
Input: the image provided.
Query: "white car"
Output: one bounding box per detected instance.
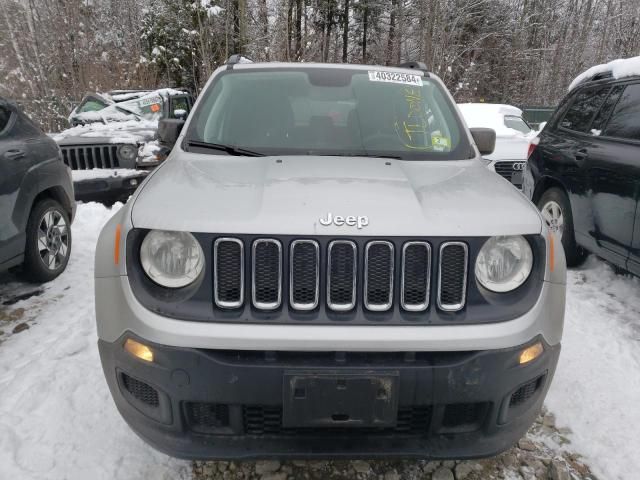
[458,103,535,188]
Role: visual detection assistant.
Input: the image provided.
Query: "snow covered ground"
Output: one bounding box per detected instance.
[0,202,639,479]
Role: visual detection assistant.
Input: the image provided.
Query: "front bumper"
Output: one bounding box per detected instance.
[99,334,560,460]
[74,172,148,203]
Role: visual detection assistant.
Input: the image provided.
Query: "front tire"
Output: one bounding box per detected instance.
[537,187,586,266]
[21,199,72,283]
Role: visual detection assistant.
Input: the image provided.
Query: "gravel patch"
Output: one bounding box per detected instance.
[193,410,597,480]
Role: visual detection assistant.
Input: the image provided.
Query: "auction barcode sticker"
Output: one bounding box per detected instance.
[138,96,163,107]
[368,70,422,86]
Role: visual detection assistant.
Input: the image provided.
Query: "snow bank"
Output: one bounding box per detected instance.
[568,55,640,91]
[545,257,640,480]
[72,168,142,182]
[0,203,190,480]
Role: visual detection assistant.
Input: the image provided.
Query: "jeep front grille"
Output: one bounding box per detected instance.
[438,242,468,311]
[60,145,120,169]
[212,237,469,314]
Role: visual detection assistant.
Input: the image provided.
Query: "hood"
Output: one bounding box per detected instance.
[131,154,542,237]
[53,120,157,146]
[486,136,530,161]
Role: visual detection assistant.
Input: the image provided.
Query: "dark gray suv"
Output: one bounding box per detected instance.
[0,98,75,282]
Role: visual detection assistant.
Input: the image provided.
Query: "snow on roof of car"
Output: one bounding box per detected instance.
[457,103,529,137]
[568,55,640,91]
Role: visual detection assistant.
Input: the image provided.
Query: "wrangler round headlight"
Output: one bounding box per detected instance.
[140,230,204,288]
[118,144,137,162]
[475,236,533,293]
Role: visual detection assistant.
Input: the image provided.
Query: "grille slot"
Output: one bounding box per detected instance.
[252,239,282,309]
[442,402,485,429]
[185,402,230,432]
[290,240,320,310]
[214,238,244,308]
[401,242,431,311]
[364,241,394,311]
[243,405,431,435]
[327,240,357,311]
[121,373,159,407]
[510,376,544,408]
[60,145,120,169]
[438,242,468,311]
[494,161,518,180]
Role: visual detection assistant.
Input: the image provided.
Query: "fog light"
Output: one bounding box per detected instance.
[519,342,543,365]
[124,338,154,363]
[130,179,138,186]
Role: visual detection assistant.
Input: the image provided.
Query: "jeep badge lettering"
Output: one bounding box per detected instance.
[319,212,369,229]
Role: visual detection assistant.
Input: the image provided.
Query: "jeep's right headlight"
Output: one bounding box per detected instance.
[118,144,137,162]
[140,230,204,288]
[475,236,533,292]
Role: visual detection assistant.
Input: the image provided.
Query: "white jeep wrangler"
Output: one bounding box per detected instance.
[95,57,566,460]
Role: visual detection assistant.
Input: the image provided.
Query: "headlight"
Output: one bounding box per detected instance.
[475,236,533,292]
[140,230,204,288]
[118,144,137,162]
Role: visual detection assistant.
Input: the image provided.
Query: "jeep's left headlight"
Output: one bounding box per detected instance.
[475,235,533,292]
[118,144,137,162]
[140,230,204,288]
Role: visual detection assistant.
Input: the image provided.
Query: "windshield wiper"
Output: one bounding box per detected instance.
[335,153,403,160]
[187,140,265,157]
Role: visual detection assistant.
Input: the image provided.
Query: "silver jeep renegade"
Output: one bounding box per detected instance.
[95,58,566,460]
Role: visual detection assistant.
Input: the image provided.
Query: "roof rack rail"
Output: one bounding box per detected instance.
[397,61,428,71]
[226,54,253,68]
[590,71,613,82]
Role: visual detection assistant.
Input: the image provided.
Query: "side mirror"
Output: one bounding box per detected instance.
[469,127,496,156]
[158,118,185,148]
[173,109,187,120]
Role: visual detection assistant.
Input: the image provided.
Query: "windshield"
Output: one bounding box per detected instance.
[186,68,471,160]
[503,115,533,134]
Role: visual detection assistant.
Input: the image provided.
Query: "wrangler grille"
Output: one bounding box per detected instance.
[212,237,469,314]
[60,145,120,169]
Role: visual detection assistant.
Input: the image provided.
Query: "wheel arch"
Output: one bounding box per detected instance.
[32,186,74,220]
[531,176,570,206]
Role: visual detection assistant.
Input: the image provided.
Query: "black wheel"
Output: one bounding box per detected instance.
[21,199,72,283]
[537,187,586,266]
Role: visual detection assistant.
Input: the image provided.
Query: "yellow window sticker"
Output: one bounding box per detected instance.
[431,135,451,151]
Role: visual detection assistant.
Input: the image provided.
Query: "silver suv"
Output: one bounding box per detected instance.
[95,58,566,460]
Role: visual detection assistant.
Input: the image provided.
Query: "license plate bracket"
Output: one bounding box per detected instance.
[283,371,399,428]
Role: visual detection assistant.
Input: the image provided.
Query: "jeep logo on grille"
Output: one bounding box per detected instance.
[512,162,526,171]
[319,213,369,229]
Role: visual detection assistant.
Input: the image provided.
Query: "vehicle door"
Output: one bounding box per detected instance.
[0,102,30,264]
[583,82,640,266]
[546,84,611,249]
